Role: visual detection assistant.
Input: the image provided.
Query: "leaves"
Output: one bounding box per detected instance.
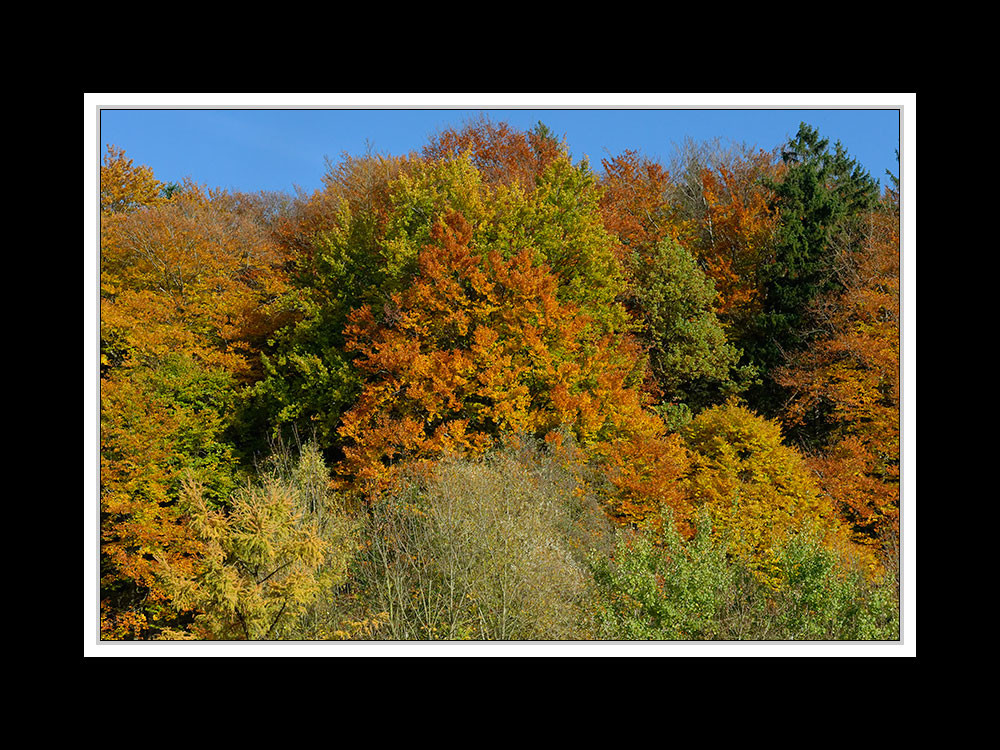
[100,144,166,215]
[776,204,900,549]
[680,400,866,586]
[336,212,659,498]
[96,119,901,641]
[157,443,356,640]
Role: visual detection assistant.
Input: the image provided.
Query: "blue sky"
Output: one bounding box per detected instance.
[96,97,904,197]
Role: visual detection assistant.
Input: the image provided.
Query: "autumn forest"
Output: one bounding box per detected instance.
[97,116,903,642]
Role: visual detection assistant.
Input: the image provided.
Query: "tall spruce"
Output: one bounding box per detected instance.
[743,123,879,419]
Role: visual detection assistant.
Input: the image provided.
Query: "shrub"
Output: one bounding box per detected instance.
[590,508,732,640]
[343,439,610,640]
[590,509,899,641]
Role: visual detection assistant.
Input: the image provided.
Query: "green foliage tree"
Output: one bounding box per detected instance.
[522,156,627,332]
[244,152,412,452]
[630,237,745,417]
[591,508,898,640]
[590,508,731,640]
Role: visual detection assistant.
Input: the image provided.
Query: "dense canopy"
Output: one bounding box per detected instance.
[98,118,901,642]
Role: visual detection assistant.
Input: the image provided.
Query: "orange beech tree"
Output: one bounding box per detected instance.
[599,149,683,266]
[776,196,900,551]
[100,144,167,215]
[336,212,688,528]
[421,114,565,191]
[693,154,782,331]
[390,150,627,334]
[101,181,293,381]
[662,141,784,339]
[251,144,629,452]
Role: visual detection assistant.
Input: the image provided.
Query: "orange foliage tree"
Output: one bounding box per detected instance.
[101,181,292,381]
[253,145,630,452]
[776,200,900,551]
[100,362,238,638]
[422,114,565,191]
[662,141,783,338]
[336,211,684,524]
[99,147,294,637]
[694,155,782,328]
[100,144,166,215]
[598,149,681,266]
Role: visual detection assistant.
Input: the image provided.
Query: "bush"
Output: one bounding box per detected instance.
[342,439,611,640]
[590,510,899,641]
[590,508,732,640]
[763,526,899,640]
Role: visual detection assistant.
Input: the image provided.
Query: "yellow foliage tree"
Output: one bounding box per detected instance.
[156,444,356,640]
[681,400,868,587]
[100,144,166,215]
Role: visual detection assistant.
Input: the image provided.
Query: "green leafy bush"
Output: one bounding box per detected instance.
[590,509,899,641]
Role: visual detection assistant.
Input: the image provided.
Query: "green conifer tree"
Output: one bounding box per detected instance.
[743,123,879,416]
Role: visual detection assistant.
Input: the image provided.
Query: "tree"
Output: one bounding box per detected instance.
[100,144,166,215]
[100,356,241,639]
[690,151,782,333]
[597,429,693,534]
[629,237,744,415]
[524,155,627,332]
[390,150,628,335]
[245,151,412,451]
[599,146,768,414]
[100,151,296,637]
[776,200,900,550]
[346,446,601,640]
[336,212,658,498]
[745,123,880,414]
[101,181,293,382]
[598,148,680,265]
[681,400,866,587]
[253,143,634,459]
[156,442,356,640]
[422,114,566,191]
